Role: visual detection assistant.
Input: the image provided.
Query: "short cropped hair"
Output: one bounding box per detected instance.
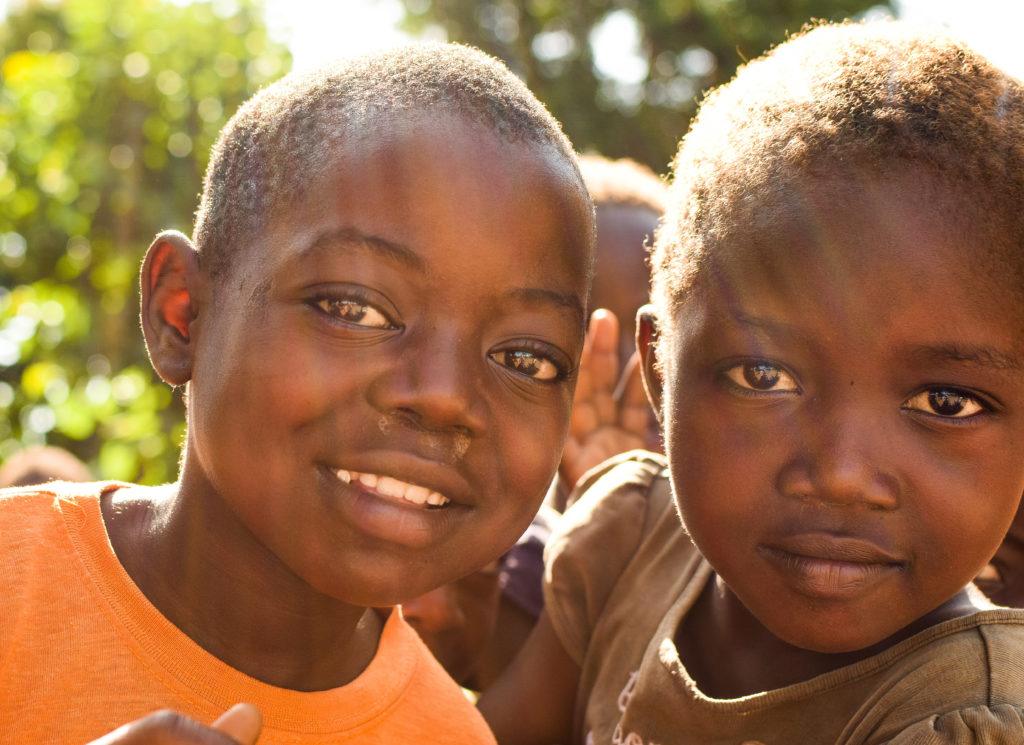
[651,21,1024,316]
[578,154,667,215]
[194,43,583,279]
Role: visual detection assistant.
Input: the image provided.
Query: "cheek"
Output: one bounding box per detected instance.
[904,443,1023,577]
[469,397,570,557]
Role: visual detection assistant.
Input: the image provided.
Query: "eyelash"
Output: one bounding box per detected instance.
[307,289,398,330]
[720,359,800,398]
[901,386,994,425]
[491,339,572,384]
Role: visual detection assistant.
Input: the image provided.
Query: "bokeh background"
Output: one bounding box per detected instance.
[1,0,1018,483]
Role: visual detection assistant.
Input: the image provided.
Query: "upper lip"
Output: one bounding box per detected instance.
[323,452,475,506]
[761,532,905,566]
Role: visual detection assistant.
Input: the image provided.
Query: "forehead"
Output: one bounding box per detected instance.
[240,113,593,305]
[681,171,1023,354]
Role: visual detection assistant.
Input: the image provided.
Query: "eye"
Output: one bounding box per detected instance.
[903,388,987,419]
[724,361,799,393]
[490,349,563,382]
[314,296,393,329]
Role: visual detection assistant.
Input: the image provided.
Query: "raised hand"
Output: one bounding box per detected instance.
[87,703,261,745]
[560,309,659,495]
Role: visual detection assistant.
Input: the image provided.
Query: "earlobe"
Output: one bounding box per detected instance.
[140,230,204,386]
[636,305,664,422]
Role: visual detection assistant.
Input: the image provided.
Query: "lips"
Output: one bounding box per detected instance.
[758,533,906,600]
[316,456,471,548]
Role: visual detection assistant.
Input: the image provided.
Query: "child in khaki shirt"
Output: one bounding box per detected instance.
[0,43,595,743]
[480,22,1024,744]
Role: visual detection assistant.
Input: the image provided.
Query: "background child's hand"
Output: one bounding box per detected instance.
[87,703,261,745]
[561,309,657,493]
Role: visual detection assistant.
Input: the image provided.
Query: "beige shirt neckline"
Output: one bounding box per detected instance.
[654,553,1024,713]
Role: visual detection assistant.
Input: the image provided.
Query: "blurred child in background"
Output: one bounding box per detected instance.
[0,444,92,487]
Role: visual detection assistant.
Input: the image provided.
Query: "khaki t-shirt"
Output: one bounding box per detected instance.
[544,452,1024,744]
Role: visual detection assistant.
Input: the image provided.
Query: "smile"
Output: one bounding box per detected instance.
[757,534,906,600]
[336,469,451,508]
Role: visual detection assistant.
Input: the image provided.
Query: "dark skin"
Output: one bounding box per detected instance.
[408,204,660,689]
[93,112,593,743]
[652,171,1024,696]
[480,170,1024,742]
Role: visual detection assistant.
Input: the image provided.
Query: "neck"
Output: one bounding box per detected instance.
[677,573,975,698]
[101,470,383,691]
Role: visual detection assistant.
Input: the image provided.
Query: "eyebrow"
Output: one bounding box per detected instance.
[299,227,427,272]
[908,343,1024,373]
[509,287,587,328]
[732,312,813,342]
[733,314,1023,373]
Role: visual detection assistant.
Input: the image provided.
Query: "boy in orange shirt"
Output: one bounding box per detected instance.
[0,43,594,744]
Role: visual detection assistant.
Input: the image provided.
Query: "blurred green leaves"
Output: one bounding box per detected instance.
[0,0,289,483]
[400,0,893,171]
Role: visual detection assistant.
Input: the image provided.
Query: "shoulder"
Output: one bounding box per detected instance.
[877,704,1024,744]
[0,481,97,538]
[845,611,1024,744]
[0,481,125,599]
[544,451,678,664]
[550,450,671,554]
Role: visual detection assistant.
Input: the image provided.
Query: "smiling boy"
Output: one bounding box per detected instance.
[0,44,593,743]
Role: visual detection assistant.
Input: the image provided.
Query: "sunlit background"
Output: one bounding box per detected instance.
[1,0,1021,483]
[263,0,1024,78]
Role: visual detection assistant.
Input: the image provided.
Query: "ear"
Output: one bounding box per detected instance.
[636,305,664,423]
[140,230,204,386]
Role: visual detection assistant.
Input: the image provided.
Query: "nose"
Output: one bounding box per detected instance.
[777,399,900,511]
[402,585,463,634]
[369,326,486,438]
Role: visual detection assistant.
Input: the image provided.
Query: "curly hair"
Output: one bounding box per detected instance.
[193,43,582,279]
[651,21,1024,317]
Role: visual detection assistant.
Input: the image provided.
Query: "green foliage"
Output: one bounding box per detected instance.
[400,0,892,171]
[0,0,290,483]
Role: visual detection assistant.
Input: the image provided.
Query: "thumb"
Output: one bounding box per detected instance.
[211,703,262,745]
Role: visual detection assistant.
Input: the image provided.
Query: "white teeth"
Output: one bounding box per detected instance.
[339,469,450,508]
[404,484,431,505]
[376,476,405,499]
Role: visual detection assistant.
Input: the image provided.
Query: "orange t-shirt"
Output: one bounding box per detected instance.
[0,482,497,744]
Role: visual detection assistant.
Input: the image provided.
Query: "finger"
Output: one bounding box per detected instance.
[569,402,599,438]
[569,310,620,436]
[87,710,244,745]
[586,310,621,425]
[211,703,262,745]
[587,308,621,392]
[616,352,656,437]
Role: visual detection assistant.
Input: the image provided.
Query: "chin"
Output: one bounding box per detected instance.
[762,611,893,655]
